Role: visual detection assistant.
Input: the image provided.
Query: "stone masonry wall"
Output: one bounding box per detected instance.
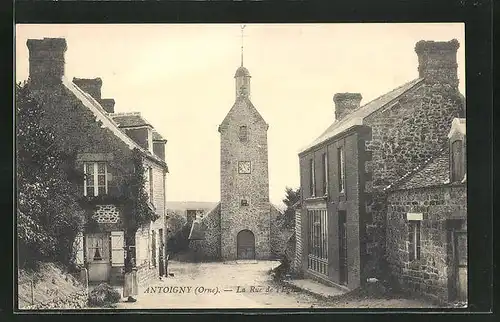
[189,204,222,261]
[219,98,271,260]
[363,81,464,283]
[364,83,464,191]
[386,185,467,303]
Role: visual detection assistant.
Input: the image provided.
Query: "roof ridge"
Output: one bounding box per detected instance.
[358,78,422,111]
[110,112,142,116]
[64,77,167,168]
[383,145,448,192]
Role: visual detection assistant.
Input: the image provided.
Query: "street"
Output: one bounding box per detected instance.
[115,261,435,309]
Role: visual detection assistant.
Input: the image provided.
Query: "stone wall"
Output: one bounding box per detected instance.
[219,97,271,260]
[364,83,464,191]
[386,185,467,303]
[136,265,159,289]
[188,204,221,261]
[363,80,464,284]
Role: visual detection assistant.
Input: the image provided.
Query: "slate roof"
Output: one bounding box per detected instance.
[299,78,424,154]
[386,118,467,191]
[188,203,221,241]
[63,77,167,169]
[235,66,251,77]
[397,151,450,190]
[110,112,152,128]
[219,95,268,131]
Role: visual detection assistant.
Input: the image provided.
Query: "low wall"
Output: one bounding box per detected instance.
[18,262,88,310]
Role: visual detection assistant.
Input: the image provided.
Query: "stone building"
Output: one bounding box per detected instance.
[24,38,169,285]
[296,39,465,292]
[385,118,467,303]
[188,61,285,261]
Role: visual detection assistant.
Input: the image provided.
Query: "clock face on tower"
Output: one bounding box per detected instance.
[238,161,251,174]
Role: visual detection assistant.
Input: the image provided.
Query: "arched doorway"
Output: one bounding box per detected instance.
[237,230,255,260]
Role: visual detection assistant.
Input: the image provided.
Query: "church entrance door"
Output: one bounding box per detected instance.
[237,230,255,260]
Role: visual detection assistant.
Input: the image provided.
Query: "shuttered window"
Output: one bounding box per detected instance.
[322,153,328,195]
[451,140,464,182]
[338,147,345,193]
[309,159,316,197]
[111,231,125,267]
[73,232,84,265]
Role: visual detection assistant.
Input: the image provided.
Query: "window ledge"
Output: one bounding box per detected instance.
[305,195,327,202]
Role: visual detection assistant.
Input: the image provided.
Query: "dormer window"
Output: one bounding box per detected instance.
[84,162,108,196]
[448,118,466,183]
[239,125,248,142]
[451,139,465,182]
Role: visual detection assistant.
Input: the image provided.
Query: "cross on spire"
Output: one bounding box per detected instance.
[240,25,246,67]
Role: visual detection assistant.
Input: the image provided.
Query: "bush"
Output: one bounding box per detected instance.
[87,283,121,307]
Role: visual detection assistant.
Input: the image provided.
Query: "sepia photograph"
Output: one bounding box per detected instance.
[15,23,467,310]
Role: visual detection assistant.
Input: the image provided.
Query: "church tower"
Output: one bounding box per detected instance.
[218,26,271,260]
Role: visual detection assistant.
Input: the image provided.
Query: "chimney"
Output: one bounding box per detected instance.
[333,93,362,121]
[27,38,67,87]
[415,39,459,88]
[99,98,115,114]
[73,78,102,101]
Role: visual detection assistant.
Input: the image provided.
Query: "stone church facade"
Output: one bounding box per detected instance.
[188,64,285,261]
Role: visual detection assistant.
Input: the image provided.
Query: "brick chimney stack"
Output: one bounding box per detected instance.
[27,38,67,87]
[73,78,103,101]
[415,39,460,88]
[333,93,363,121]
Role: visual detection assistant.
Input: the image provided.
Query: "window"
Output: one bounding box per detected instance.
[148,167,154,203]
[309,158,316,197]
[307,209,328,275]
[451,140,464,182]
[321,153,328,195]
[84,162,108,196]
[408,221,421,261]
[239,125,248,141]
[338,147,345,193]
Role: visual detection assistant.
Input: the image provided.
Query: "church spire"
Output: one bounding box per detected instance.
[235,25,251,99]
[240,25,246,67]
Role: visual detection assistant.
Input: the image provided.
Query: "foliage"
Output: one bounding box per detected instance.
[280,187,301,229]
[122,148,159,233]
[87,283,121,307]
[167,223,192,255]
[166,211,187,236]
[16,82,85,269]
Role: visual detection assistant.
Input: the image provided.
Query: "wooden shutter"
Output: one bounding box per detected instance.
[74,232,84,265]
[111,231,125,267]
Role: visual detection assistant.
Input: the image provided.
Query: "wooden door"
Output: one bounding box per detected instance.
[453,230,468,301]
[338,211,348,285]
[86,233,111,282]
[237,230,255,260]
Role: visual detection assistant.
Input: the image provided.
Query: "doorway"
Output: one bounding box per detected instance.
[86,233,111,282]
[448,221,467,302]
[237,230,255,260]
[338,211,348,285]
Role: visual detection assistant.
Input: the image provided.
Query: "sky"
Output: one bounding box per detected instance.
[15,23,465,206]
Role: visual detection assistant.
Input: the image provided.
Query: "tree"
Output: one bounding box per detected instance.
[16,82,84,269]
[281,187,300,229]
